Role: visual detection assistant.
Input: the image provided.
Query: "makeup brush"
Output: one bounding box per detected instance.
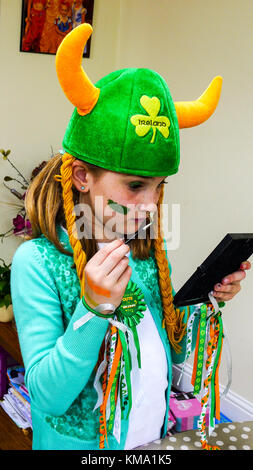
[124,212,155,244]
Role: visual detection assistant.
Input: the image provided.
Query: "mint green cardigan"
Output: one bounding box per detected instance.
[10,225,198,450]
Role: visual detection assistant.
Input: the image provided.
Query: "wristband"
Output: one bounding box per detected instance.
[73,298,119,331]
[82,296,116,318]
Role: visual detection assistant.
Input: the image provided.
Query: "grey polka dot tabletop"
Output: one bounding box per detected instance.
[135,421,253,450]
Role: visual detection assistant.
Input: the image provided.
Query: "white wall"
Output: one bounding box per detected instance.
[0,0,120,260]
[116,0,253,402]
[0,0,252,403]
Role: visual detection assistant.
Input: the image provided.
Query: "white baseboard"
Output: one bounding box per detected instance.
[172,363,253,422]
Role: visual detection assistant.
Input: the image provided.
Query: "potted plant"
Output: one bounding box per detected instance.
[0,148,32,241]
[0,148,51,322]
[0,148,31,322]
[0,258,12,322]
[0,148,49,241]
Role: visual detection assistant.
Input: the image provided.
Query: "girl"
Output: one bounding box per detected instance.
[72,0,87,29]
[39,0,61,54]
[54,1,72,50]
[11,24,250,450]
[21,0,47,52]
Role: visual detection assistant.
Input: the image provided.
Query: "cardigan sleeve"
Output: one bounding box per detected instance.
[163,238,200,365]
[10,240,109,417]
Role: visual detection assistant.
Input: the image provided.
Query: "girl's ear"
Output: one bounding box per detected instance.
[72,161,88,192]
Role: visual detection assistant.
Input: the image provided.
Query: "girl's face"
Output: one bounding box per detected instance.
[72,161,167,242]
[74,0,82,7]
[33,1,46,10]
[60,4,68,16]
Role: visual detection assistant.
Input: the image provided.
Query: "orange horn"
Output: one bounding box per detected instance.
[55,23,100,116]
[174,76,223,129]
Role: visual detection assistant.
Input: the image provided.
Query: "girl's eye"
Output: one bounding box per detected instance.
[128,181,168,191]
[128,183,143,191]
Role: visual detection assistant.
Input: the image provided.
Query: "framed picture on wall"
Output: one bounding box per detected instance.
[20,0,94,56]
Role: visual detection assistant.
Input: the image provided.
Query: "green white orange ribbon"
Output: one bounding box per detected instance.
[181,294,228,451]
[190,299,225,450]
[74,280,147,448]
[177,304,202,387]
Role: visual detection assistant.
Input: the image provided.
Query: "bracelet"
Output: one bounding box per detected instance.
[82,296,116,318]
[73,299,122,331]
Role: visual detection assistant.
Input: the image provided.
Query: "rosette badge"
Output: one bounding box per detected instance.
[116,280,147,327]
[115,280,147,370]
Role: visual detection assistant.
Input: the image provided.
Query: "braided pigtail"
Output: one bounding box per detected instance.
[60,152,87,297]
[154,184,187,353]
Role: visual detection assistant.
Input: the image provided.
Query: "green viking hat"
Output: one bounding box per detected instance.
[56,24,222,177]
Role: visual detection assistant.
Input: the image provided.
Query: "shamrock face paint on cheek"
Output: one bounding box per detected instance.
[107,199,130,215]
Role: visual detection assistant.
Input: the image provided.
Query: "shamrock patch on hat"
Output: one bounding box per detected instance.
[130,96,170,143]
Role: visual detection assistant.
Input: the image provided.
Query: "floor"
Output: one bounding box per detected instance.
[135,421,253,450]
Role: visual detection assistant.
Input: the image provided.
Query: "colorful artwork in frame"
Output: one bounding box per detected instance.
[20,0,94,56]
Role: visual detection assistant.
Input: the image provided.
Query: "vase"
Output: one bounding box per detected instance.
[0,304,14,322]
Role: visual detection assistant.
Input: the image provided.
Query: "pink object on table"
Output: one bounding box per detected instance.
[169,391,209,432]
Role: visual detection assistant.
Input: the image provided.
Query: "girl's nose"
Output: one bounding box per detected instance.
[138,203,157,214]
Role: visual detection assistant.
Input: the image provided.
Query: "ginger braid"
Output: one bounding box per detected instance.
[154,184,187,353]
[60,152,87,298]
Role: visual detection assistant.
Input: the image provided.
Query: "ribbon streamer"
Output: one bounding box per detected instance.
[93,329,110,411]
[184,293,228,451]
[194,301,223,449]
[219,319,232,399]
[198,313,222,449]
[192,304,208,395]
[177,304,202,387]
[73,285,146,449]
[210,314,223,427]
